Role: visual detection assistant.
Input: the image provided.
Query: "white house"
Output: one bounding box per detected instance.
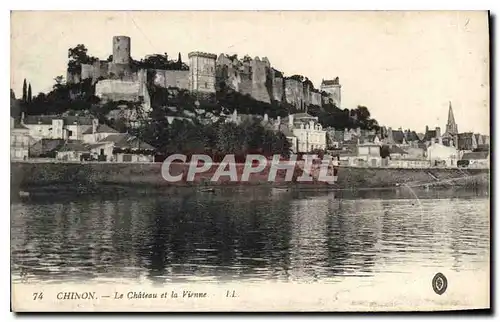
[21,114,96,141]
[82,120,120,143]
[356,143,382,167]
[284,113,327,153]
[426,138,459,167]
[10,117,31,161]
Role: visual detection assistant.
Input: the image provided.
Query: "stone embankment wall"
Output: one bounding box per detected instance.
[11,162,489,193]
[336,166,489,188]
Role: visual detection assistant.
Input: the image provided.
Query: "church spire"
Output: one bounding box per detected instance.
[446,101,458,134]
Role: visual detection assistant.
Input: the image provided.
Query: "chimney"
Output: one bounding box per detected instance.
[92,118,99,134]
[21,112,25,124]
[436,127,441,139]
[264,113,268,122]
[277,115,281,124]
[288,114,294,127]
[232,109,238,123]
[425,125,429,133]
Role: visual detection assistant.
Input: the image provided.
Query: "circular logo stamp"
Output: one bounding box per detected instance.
[432,272,448,295]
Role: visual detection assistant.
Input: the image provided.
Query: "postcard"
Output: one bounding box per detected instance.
[10,10,490,312]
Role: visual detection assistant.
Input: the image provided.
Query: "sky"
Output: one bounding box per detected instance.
[10,11,490,134]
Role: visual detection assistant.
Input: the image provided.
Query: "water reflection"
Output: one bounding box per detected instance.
[11,188,489,284]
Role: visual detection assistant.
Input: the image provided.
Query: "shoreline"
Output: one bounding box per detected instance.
[11,161,489,196]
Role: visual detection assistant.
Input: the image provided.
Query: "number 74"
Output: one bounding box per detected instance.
[32,292,43,300]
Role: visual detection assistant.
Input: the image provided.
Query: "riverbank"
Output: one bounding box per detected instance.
[11,161,489,195]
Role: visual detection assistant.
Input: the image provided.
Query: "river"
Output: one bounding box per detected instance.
[11,187,489,287]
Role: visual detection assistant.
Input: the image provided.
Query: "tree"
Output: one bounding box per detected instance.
[67,44,98,73]
[22,79,27,102]
[27,83,32,103]
[380,145,390,159]
[289,75,305,82]
[355,105,371,121]
[53,76,65,90]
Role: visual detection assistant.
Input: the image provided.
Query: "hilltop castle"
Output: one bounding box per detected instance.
[67,36,342,111]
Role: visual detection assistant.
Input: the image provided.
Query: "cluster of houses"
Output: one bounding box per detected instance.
[10,101,489,169]
[324,103,490,169]
[10,113,155,163]
[223,102,489,170]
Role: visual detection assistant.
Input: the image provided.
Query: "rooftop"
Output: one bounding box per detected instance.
[462,151,489,160]
[99,133,155,150]
[82,124,119,135]
[389,145,408,154]
[23,115,96,126]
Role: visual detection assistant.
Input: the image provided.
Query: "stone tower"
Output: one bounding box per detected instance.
[445,101,458,135]
[109,36,132,79]
[251,57,271,103]
[112,36,131,64]
[320,77,342,107]
[188,51,217,93]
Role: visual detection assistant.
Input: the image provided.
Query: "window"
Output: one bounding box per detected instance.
[123,154,132,162]
[100,149,104,156]
[205,82,208,88]
[68,130,73,137]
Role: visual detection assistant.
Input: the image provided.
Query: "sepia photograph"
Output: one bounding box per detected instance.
[9,10,490,312]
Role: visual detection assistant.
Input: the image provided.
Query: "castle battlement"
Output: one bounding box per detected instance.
[70,36,341,110]
[188,51,217,59]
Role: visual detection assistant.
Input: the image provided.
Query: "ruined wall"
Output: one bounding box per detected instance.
[285,78,305,109]
[81,61,112,84]
[311,91,322,107]
[93,61,110,83]
[303,83,312,106]
[250,58,271,103]
[95,80,141,102]
[81,64,94,80]
[321,84,341,107]
[239,73,253,96]
[272,77,284,102]
[66,71,80,84]
[165,70,190,89]
[108,63,133,81]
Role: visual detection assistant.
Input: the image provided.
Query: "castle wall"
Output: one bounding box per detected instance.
[285,79,305,109]
[250,58,271,103]
[153,70,190,89]
[108,63,133,80]
[239,74,253,96]
[95,79,142,102]
[81,64,94,80]
[152,70,167,87]
[272,77,284,102]
[66,71,81,84]
[320,84,341,107]
[311,91,322,107]
[93,61,110,83]
[303,83,312,106]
